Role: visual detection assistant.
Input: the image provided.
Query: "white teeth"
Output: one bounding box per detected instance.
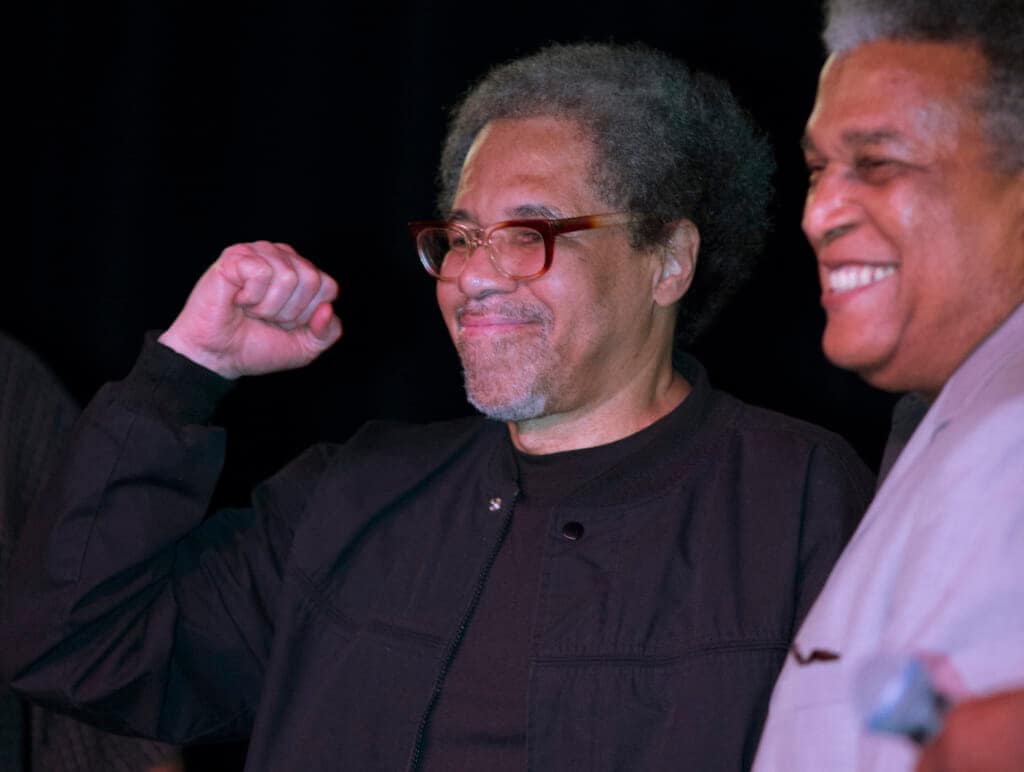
[828,264,896,292]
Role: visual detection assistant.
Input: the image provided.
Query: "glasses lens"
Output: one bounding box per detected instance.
[416,227,466,278]
[490,225,546,279]
[415,223,548,280]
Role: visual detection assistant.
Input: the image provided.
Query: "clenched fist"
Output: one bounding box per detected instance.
[159,241,342,379]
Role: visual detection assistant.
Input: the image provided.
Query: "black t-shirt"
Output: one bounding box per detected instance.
[422,400,688,770]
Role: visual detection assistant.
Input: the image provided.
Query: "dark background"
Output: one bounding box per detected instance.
[23,0,896,472]
[21,1,898,766]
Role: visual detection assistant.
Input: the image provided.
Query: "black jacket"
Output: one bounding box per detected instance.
[3,342,874,770]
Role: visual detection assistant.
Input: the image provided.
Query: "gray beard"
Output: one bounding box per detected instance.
[456,334,557,422]
[454,300,557,422]
[465,376,548,422]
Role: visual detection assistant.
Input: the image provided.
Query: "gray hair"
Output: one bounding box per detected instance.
[438,42,775,346]
[824,0,1024,172]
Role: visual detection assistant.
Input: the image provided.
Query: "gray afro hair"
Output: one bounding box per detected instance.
[437,42,776,346]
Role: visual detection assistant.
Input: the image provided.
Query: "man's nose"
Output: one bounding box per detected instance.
[802,167,859,250]
[456,239,517,298]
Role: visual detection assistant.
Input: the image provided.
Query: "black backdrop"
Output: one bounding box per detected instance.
[22,1,897,765]
[24,0,897,479]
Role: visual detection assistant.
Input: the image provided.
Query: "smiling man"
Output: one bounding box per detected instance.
[4,43,874,770]
[753,1,1023,770]
[432,116,691,452]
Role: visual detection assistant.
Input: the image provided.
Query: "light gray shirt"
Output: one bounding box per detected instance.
[753,303,1024,771]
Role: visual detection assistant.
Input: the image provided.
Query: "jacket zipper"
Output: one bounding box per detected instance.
[406,488,518,770]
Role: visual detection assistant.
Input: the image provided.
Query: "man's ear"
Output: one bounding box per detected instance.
[653,219,699,307]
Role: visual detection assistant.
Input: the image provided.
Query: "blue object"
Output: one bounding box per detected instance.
[856,655,950,745]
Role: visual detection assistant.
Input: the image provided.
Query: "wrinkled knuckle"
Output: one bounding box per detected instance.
[247,259,274,281]
[278,270,300,292]
[293,257,319,281]
[220,242,252,261]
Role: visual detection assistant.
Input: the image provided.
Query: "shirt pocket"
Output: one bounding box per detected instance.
[760,659,860,771]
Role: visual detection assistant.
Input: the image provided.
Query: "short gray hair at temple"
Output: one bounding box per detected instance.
[437,42,775,347]
[824,0,1024,172]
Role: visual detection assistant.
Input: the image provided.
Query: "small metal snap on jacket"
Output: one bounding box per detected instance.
[488,497,503,512]
[561,521,585,541]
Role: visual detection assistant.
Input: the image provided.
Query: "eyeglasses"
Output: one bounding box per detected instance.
[408,212,638,281]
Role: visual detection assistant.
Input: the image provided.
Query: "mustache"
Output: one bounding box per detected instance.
[455,300,552,326]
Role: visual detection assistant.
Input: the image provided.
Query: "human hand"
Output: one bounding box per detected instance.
[916,688,1024,772]
[159,241,342,379]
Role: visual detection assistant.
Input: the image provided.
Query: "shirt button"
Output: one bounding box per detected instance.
[488,497,503,512]
[561,521,585,541]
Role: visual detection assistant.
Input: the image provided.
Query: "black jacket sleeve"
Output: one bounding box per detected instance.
[1,338,333,744]
[793,437,875,629]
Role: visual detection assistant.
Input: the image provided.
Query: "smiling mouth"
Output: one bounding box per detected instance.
[458,315,536,333]
[456,302,550,332]
[827,264,897,293]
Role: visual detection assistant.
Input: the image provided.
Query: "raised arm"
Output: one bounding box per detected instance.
[1,242,342,743]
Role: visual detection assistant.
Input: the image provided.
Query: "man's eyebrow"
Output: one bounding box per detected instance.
[447,204,565,222]
[509,203,563,219]
[800,134,821,156]
[841,128,911,148]
[801,128,911,155]
[447,208,473,223]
